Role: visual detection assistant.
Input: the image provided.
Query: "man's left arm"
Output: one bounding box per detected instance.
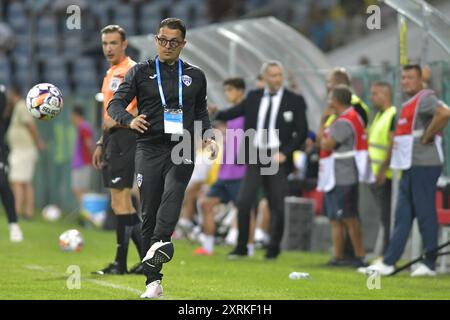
[195,71,217,159]
[194,71,212,135]
[421,101,450,144]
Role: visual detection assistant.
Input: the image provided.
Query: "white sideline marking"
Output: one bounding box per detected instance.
[25,265,142,295]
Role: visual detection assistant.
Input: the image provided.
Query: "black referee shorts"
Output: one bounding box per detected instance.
[102,128,136,189]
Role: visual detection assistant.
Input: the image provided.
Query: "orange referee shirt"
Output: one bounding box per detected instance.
[101,56,137,122]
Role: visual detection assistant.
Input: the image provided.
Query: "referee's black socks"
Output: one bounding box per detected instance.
[115,213,143,271]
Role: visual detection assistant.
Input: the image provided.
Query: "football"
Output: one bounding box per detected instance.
[42,204,61,222]
[59,229,84,252]
[26,83,63,120]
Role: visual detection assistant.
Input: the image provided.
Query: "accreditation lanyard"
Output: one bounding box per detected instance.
[155,56,183,108]
[155,56,184,134]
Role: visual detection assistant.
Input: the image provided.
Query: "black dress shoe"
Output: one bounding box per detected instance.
[326,258,352,267]
[264,249,280,260]
[227,246,248,259]
[92,262,126,275]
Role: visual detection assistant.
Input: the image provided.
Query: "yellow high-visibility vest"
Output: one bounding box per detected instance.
[368,106,397,179]
[325,94,369,128]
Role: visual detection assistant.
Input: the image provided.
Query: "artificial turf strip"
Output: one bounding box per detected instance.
[1,215,450,300]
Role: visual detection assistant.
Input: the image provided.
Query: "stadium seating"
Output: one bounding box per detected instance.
[0,54,11,84]
[72,57,98,94]
[42,57,70,95]
[0,0,386,94]
[139,1,166,34]
[112,5,136,36]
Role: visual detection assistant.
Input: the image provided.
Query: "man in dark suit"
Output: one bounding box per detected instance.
[215,61,308,259]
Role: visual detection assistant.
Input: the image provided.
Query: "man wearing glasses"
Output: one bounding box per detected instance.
[108,18,217,298]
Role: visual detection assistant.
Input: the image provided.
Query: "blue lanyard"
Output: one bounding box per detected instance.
[155,56,183,108]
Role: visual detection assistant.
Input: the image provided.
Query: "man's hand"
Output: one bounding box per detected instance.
[273,152,287,164]
[103,117,117,131]
[36,139,46,152]
[321,105,335,124]
[92,146,105,170]
[130,114,149,133]
[420,134,434,145]
[204,139,218,160]
[376,167,387,186]
[207,104,218,115]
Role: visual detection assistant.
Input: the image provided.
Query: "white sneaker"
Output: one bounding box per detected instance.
[140,280,163,299]
[357,258,382,274]
[358,260,394,276]
[410,263,436,277]
[142,241,174,267]
[9,223,23,242]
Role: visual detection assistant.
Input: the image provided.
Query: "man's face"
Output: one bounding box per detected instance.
[70,113,78,126]
[326,74,336,93]
[155,27,186,62]
[327,93,339,113]
[102,32,127,66]
[223,85,244,104]
[401,69,422,96]
[370,85,387,110]
[263,65,284,92]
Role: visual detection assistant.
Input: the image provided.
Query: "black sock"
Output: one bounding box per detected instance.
[0,181,18,224]
[124,213,144,260]
[114,216,129,272]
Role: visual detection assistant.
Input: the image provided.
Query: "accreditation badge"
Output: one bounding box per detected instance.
[163,108,184,134]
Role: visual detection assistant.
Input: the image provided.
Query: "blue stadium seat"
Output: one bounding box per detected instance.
[11,36,31,57]
[90,1,111,29]
[42,57,70,92]
[113,4,136,35]
[139,1,166,34]
[37,14,58,41]
[61,34,83,59]
[0,54,11,85]
[13,56,39,90]
[73,57,99,94]
[6,1,28,34]
[170,2,190,24]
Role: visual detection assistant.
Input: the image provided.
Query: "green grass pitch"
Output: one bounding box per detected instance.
[1,214,450,300]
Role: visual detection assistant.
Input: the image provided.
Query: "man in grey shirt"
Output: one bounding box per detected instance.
[412,93,443,166]
[320,85,366,268]
[363,65,450,277]
[331,121,358,186]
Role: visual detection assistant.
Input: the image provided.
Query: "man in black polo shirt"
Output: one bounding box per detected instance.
[108,18,217,298]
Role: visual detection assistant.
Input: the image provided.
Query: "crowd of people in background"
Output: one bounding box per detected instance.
[0,11,448,280]
[1,57,448,278]
[1,59,448,275]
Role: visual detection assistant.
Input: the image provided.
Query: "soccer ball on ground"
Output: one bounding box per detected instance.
[26,83,63,120]
[42,204,61,222]
[59,229,84,252]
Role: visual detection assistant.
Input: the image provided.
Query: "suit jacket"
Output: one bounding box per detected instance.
[215,88,308,172]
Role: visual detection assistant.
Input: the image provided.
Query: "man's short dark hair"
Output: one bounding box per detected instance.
[159,18,186,39]
[223,78,246,91]
[330,67,351,86]
[9,83,22,97]
[371,81,392,96]
[101,25,127,41]
[72,106,84,117]
[331,85,352,106]
[402,64,422,77]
